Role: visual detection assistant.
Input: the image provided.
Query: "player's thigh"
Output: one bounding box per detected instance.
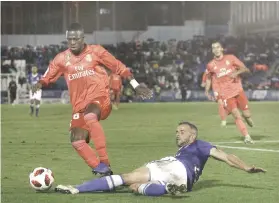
[70,113,90,142]
[223,97,237,113]
[122,167,150,185]
[236,91,250,113]
[86,97,112,121]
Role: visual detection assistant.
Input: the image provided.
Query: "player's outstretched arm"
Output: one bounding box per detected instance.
[204,75,215,101]
[209,147,266,173]
[33,57,63,93]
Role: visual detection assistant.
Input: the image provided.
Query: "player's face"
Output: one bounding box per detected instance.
[32,66,37,74]
[175,124,195,147]
[212,43,224,58]
[66,30,85,55]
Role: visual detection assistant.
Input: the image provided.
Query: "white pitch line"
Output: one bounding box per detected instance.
[213,140,279,144]
[216,145,279,153]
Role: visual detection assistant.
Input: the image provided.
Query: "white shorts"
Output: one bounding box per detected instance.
[145,156,187,186]
[29,89,42,101]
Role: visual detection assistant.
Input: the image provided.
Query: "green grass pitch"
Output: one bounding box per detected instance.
[2,102,279,203]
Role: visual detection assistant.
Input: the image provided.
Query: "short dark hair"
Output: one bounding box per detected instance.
[178,121,198,136]
[67,23,84,32]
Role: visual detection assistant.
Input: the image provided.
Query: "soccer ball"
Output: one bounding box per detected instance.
[29,167,54,191]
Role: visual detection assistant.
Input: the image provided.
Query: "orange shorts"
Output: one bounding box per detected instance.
[223,91,249,112]
[70,97,112,131]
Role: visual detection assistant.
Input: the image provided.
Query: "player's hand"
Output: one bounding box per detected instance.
[245,166,266,173]
[31,83,42,94]
[135,84,153,100]
[205,91,215,101]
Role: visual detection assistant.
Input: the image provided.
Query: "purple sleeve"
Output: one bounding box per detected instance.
[198,140,216,157]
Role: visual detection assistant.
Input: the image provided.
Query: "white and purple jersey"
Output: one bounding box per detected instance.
[28,73,42,100]
[175,140,215,191]
[28,73,41,85]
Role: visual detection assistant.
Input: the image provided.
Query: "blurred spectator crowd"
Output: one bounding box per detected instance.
[2,35,279,95]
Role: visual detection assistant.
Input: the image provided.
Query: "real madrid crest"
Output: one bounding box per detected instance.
[86,54,92,62]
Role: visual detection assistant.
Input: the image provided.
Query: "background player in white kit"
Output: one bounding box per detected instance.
[55,121,266,196]
[28,65,42,117]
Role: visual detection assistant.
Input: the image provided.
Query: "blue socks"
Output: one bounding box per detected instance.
[75,175,124,193]
[137,183,167,196]
[74,175,167,196]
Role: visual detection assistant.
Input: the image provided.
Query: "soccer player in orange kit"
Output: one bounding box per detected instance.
[110,73,122,110]
[201,72,228,126]
[205,41,254,144]
[32,23,153,175]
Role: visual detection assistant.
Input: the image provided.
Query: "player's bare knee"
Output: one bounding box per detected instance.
[121,173,136,185]
[85,103,101,120]
[70,128,87,143]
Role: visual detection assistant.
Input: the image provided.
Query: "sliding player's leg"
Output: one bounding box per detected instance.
[55,166,150,194]
[55,158,188,196]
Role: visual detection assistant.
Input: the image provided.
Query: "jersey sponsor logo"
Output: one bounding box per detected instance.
[68,66,95,80]
[68,69,95,80]
[216,68,232,78]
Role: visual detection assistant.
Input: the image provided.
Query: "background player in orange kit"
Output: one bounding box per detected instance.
[201,72,228,126]
[205,41,255,144]
[110,73,122,110]
[32,23,153,176]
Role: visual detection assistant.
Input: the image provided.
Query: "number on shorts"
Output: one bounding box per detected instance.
[73,113,79,119]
